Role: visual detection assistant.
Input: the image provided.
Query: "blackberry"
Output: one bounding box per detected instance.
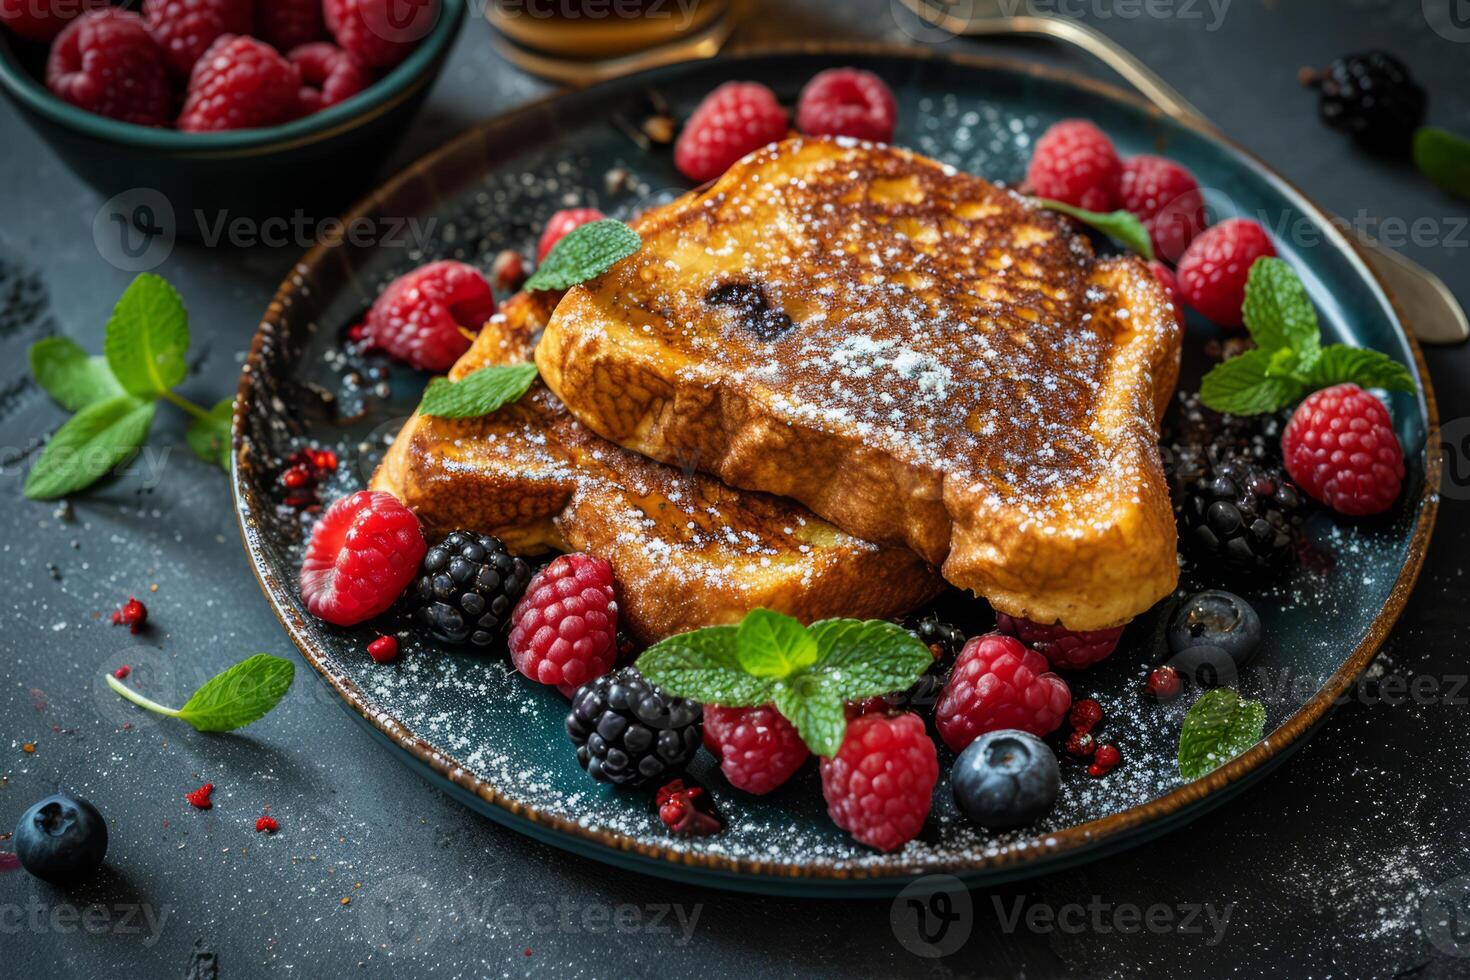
[1301,51,1426,154]
[908,613,967,661]
[1177,455,1305,575]
[566,666,703,787]
[410,531,531,647]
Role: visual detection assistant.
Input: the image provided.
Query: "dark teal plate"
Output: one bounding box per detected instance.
[232,45,1439,897]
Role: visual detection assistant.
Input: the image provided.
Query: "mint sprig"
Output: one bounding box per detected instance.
[524,219,641,292]
[1177,688,1265,780]
[26,273,233,498]
[1038,199,1154,261]
[1198,257,1415,415]
[105,653,295,733]
[637,610,933,757]
[1412,127,1470,202]
[417,362,538,420]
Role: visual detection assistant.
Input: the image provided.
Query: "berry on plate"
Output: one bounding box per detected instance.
[261,0,325,53]
[0,0,105,42]
[1166,590,1262,688]
[566,666,702,787]
[508,553,618,694]
[673,81,788,183]
[410,530,530,647]
[952,729,1061,830]
[1176,454,1305,574]
[289,42,370,114]
[703,704,809,795]
[143,0,253,76]
[299,489,426,627]
[366,634,399,663]
[1025,119,1121,213]
[795,67,897,143]
[14,793,108,886]
[358,260,496,372]
[324,0,437,68]
[177,34,302,132]
[1119,155,1207,262]
[1175,218,1277,327]
[935,634,1072,753]
[537,207,604,263]
[819,711,937,852]
[45,10,174,127]
[1282,383,1405,515]
[994,613,1123,671]
[1148,260,1184,325]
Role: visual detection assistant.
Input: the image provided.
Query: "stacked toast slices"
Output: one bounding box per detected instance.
[375,137,1182,639]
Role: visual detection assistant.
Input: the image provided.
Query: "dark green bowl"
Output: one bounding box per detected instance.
[0,0,463,226]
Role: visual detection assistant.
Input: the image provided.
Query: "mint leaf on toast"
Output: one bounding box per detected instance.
[636,626,775,707]
[1038,199,1155,261]
[807,619,937,699]
[418,363,538,419]
[524,219,641,292]
[736,608,819,677]
[1178,688,1266,780]
[772,682,847,759]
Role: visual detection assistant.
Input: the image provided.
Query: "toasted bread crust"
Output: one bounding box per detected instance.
[372,292,944,641]
[536,138,1181,629]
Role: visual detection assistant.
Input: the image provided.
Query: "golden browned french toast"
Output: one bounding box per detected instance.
[535,138,1183,630]
[370,291,944,642]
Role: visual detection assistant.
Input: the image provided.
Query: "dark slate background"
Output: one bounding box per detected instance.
[3,1,1469,977]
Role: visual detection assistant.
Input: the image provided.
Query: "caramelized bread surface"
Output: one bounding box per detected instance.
[371,292,944,641]
[536,138,1182,629]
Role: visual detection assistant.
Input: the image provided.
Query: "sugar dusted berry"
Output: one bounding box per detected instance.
[359,260,496,372]
[935,635,1072,753]
[819,711,937,852]
[795,67,897,143]
[952,730,1061,829]
[299,490,426,627]
[566,666,702,787]
[995,613,1123,671]
[1282,383,1405,516]
[1026,119,1121,213]
[674,81,788,183]
[1119,155,1207,262]
[703,704,809,795]
[1068,697,1103,733]
[1176,219,1277,327]
[1088,743,1121,777]
[509,553,618,694]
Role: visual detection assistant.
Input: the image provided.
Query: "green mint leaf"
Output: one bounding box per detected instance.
[636,626,775,707]
[805,619,934,699]
[524,219,641,291]
[1300,345,1416,394]
[418,363,537,419]
[772,679,847,758]
[1413,127,1470,202]
[29,336,125,411]
[186,398,234,470]
[107,653,294,732]
[735,608,819,678]
[1037,199,1154,261]
[1178,688,1265,780]
[1241,257,1319,365]
[1198,349,1305,415]
[24,396,156,500]
[103,273,189,398]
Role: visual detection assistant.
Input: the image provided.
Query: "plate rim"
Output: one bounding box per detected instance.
[231,41,1442,889]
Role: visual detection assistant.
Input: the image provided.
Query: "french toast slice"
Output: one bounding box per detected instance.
[370,291,943,642]
[535,138,1183,630]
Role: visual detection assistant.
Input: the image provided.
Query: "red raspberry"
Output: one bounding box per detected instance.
[703,704,809,795]
[1063,730,1096,758]
[142,0,253,76]
[255,815,279,833]
[819,712,937,852]
[1119,155,1207,262]
[935,634,1072,753]
[185,783,213,809]
[359,260,496,372]
[795,67,897,144]
[1282,383,1405,516]
[45,10,173,127]
[323,0,437,69]
[508,554,618,695]
[261,0,324,52]
[1088,743,1121,777]
[536,207,604,264]
[994,613,1123,671]
[1068,697,1103,733]
[1148,260,1185,325]
[177,34,302,132]
[1145,665,1182,700]
[110,596,148,634]
[366,634,399,663]
[289,42,369,114]
[673,81,788,183]
[1026,119,1121,213]
[299,490,426,627]
[0,0,106,42]
[1175,218,1277,327]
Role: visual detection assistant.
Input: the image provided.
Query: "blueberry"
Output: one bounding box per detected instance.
[1166,590,1262,688]
[14,793,108,886]
[951,730,1060,830]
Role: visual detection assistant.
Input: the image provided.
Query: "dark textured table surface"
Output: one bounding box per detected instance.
[3,2,1469,977]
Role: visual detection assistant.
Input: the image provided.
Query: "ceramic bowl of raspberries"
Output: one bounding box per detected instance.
[0,0,461,222]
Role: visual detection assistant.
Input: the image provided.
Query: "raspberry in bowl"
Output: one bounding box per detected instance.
[0,0,461,226]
